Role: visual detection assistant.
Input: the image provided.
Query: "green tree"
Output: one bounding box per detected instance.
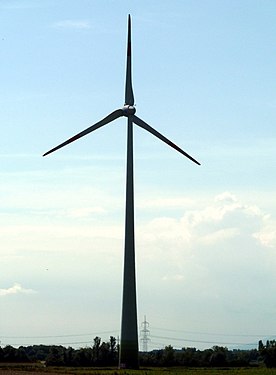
[259,340,264,352]
[162,345,175,366]
[209,346,228,367]
[73,347,92,366]
[3,346,17,362]
[178,347,195,366]
[0,346,3,362]
[110,336,117,360]
[260,340,276,368]
[45,346,65,366]
[92,336,101,364]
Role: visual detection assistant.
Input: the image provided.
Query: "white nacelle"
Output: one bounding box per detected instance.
[122,105,136,116]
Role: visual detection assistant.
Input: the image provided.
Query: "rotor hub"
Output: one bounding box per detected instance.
[122,105,136,116]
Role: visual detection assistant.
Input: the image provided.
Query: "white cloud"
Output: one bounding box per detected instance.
[253,219,276,248]
[215,191,237,203]
[135,191,276,337]
[137,191,275,279]
[53,20,91,30]
[0,283,36,297]
[198,227,239,246]
[187,192,243,227]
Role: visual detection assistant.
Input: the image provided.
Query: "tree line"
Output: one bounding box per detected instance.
[0,336,118,367]
[0,337,275,368]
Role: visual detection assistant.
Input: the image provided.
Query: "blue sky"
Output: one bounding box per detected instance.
[1,0,276,350]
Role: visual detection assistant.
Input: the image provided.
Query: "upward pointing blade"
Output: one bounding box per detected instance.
[125,14,134,106]
[43,109,123,156]
[132,115,201,165]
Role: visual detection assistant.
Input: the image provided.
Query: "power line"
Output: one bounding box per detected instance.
[150,326,274,338]
[1,327,274,350]
[150,334,257,347]
[1,328,273,341]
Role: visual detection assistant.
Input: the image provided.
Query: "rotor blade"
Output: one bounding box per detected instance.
[124,14,134,106]
[43,109,124,157]
[132,115,201,165]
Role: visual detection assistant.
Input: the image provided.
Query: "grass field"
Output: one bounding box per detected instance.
[1,364,276,375]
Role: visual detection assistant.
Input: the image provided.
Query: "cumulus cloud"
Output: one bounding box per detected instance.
[253,219,276,248]
[140,192,253,247]
[0,283,36,297]
[198,227,240,246]
[187,192,243,227]
[215,191,237,203]
[137,191,276,286]
[134,191,276,339]
[184,191,266,244]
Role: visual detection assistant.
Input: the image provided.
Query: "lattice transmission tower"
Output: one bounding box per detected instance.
[140,315,150,352]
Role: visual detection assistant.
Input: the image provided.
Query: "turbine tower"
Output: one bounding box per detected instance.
[43,15,200,369]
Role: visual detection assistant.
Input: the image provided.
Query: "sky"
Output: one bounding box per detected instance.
[0,0,276,351]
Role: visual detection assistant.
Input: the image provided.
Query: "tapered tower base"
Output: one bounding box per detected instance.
[119,340,139,369]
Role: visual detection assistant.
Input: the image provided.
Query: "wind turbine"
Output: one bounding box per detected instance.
[43,15,200,369]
